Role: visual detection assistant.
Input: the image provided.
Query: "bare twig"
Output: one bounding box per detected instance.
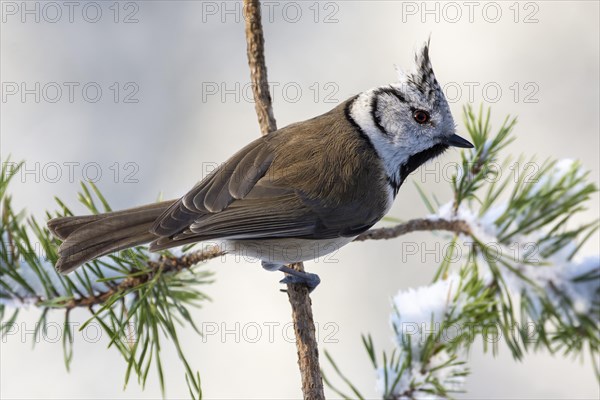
[242,1,324,398]
[243,0,277,135]
[286,263,325,398]
[354,218,471,241]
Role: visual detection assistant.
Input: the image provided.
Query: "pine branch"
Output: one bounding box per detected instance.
[354,219,471,242]
[324,105,600,398]
[60,248,224,310]
[243,0,277,135]
[242,1,324,398]
[0,172,212,398]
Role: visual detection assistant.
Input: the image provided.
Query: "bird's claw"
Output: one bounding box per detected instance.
[279,272,321,292]
[266,263,321,292]
[279,267,321,293]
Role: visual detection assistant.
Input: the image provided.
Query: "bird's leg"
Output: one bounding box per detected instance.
[261,261,283,271]
[261,262,321,292]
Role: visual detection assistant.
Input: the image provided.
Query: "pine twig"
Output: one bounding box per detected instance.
[243,0,277,135]
[286,265,325,399]
[354,219,471,241]
[61,246,225,310]
[242,1,324,398]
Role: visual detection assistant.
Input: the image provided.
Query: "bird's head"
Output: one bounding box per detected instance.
[349,41,473,189]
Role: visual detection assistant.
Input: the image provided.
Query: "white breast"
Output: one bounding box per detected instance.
[224,237,356,265]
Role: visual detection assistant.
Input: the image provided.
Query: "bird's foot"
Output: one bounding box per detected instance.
[278,265,321,292]
[261,262,321,292]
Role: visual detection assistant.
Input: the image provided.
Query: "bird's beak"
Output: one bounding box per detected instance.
[447,134,474,148]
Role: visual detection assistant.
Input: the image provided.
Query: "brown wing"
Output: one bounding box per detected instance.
[150,99,389,251]
[151,136,274,236]
[149,190,316,251]
[149,179,381,252]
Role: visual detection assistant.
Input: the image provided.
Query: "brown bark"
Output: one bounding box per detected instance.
[354,218,471,241]
[60,246,224,310]
[243,0,277,135]
[242,1,325,398]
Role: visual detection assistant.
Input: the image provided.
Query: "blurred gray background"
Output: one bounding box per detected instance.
[1,1,599,399]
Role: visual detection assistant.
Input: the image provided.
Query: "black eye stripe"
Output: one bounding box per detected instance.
[372,89,434,130]
[379,87,407,103]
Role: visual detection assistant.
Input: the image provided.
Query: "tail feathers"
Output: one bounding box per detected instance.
[48,214,104,240]
[49,200,175,274]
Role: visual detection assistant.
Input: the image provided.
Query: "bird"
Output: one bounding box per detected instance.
[47,42,473,290]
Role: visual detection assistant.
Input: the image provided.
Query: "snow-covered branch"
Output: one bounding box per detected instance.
[325,105,599,399]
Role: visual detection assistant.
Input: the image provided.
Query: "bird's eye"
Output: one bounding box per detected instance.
[413,110,430,124]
